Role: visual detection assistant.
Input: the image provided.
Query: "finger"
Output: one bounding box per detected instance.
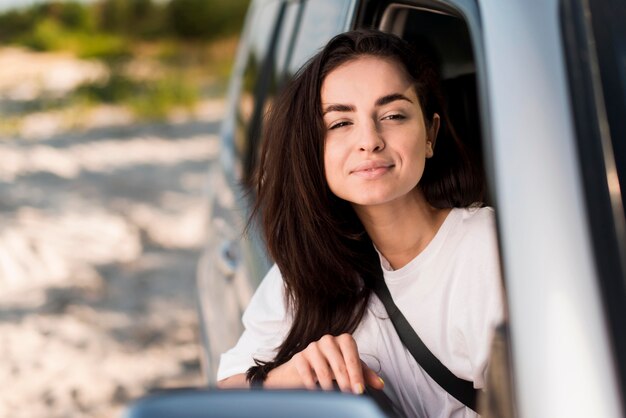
[336,333,365,394]
[292,352,317,390]
[363,363,385,390]
[318,335,351,393]
[305,342,335,391]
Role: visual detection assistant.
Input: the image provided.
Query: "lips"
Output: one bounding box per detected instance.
[350,160,394,179]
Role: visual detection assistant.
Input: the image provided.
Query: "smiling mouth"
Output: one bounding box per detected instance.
[351,164,394,179]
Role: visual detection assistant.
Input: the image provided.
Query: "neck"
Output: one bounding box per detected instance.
[353,190,451,270]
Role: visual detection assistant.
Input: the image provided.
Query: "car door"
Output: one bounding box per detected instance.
[197,0,288,382]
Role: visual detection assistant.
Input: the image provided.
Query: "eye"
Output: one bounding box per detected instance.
[329,121,352,130]
[382,113,406,121]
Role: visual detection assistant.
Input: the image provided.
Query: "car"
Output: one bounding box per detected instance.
[130,0,626,416]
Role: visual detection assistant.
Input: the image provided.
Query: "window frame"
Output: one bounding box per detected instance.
[240,0,288,186]
[560,0,626,408]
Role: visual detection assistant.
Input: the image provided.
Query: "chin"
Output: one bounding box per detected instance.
[347,193,396,207]
[342,185,420,208]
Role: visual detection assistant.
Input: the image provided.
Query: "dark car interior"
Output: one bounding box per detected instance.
[380,4,488,203]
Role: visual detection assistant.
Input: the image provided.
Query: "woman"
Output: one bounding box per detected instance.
[218,30,504,418]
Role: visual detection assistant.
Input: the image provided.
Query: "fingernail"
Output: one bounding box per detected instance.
[378,377,385,387]
[353,383,364,395]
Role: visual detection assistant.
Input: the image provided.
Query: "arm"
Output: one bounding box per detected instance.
[217,265,383,393]
[264,333,384,393]
[217,373,248,388]
[219,333,384,393]
[216,265,289,384]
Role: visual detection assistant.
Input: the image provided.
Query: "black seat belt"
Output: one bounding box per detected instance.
[371,272,479,412]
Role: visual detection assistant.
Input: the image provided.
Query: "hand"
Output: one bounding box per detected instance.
[265,333,384,394]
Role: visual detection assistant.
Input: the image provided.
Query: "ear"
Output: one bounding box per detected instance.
[426,113,441,158]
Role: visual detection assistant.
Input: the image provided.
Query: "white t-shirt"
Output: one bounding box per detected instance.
[218,207,504,418]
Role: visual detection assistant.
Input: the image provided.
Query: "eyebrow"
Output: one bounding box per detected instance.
[376,93,413,107]
[322,103,355,115]
[322,93,413,115]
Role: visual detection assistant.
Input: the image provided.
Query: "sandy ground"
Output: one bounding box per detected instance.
[0,47,225,418]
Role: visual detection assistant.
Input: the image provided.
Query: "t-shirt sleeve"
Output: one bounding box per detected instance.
[216,264,291,381]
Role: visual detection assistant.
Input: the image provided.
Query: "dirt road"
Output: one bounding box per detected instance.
[0,100,223,417]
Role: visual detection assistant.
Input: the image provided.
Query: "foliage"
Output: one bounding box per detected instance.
[55,1,94,30]
[97,0,167,38]
[0,0,247,120]
[166,0,249,40]
[128,74,198,119]
[0,2,95,42]
[75,72,139,103]
[15,17,130,59]
[0,0,250,43]
[74,68,199,120]
[17,18,66,51]
[72,32,130,60]
[0,9,41,41]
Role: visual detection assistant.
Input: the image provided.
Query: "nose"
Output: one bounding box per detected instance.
[358,120,385,152]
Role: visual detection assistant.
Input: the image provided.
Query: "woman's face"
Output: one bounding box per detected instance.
[322,56,439,208]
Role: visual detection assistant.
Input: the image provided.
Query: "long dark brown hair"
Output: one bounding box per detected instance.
[246,29,483,381]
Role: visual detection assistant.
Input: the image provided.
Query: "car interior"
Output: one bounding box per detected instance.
[380,4,488,204]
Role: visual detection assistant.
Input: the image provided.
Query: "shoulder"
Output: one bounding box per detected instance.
[249,264,285,301]
[450,206,498,253]
[242,264,288,324]
[218,264,290,380]
[261,263,285,288]
[446,206,501,293]
[457,206,496,232]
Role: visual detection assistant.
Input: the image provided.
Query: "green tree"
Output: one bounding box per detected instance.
[58,2,93,31]
[95,0,167,38]
[0,10,37,41]
[167,0,249,40]
[98,0,129,33]
[129,0,167,38]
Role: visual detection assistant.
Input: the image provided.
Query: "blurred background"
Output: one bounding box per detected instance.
[0,0,248,417]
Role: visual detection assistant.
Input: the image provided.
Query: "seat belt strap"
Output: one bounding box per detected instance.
[371,273,479,412]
